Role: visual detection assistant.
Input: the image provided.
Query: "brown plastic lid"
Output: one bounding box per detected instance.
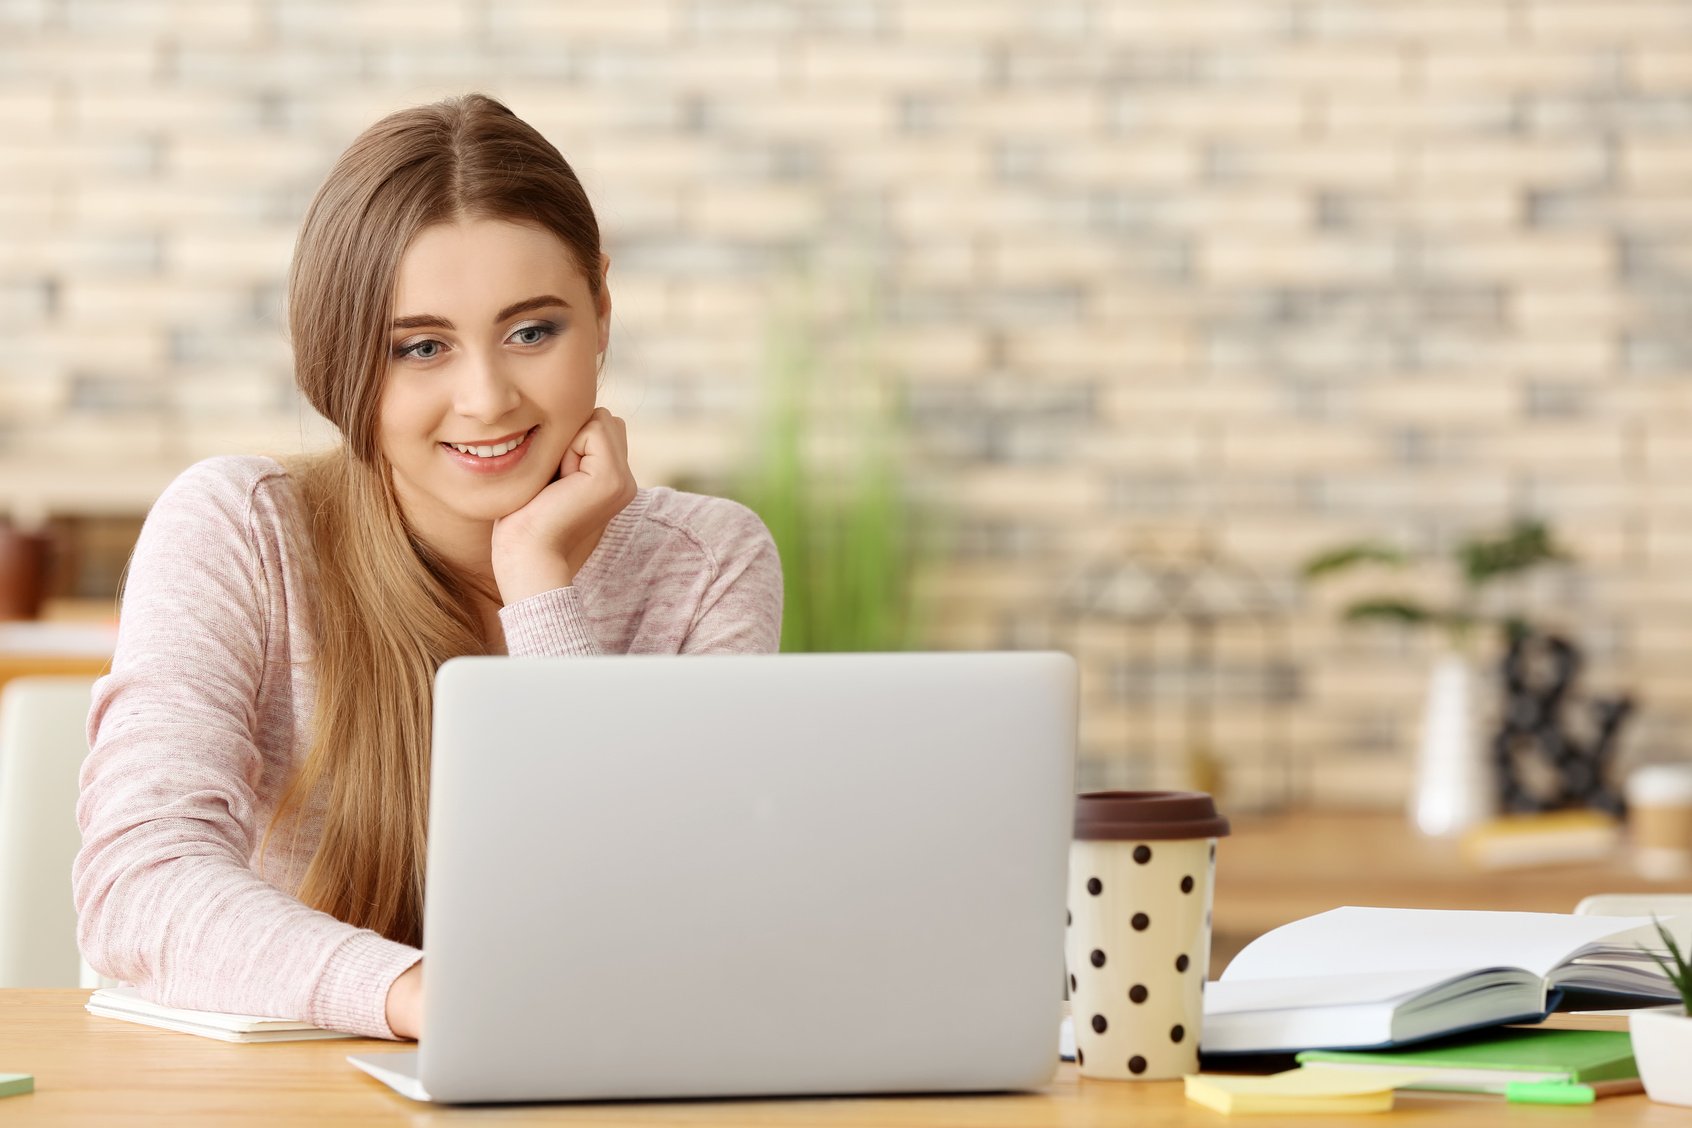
[1073,790,1231,841]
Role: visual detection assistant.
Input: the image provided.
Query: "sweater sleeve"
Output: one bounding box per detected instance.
[498,585,603,657]
[680,501,784,655]
[73,460,421,1039]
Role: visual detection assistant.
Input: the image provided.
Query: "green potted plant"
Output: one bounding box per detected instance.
[1634,917,1692,1106]
[1302,520,1571,836]
[723,275,934,654]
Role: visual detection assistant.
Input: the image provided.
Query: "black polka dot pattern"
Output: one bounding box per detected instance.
[1076,1048,1084,1066]
[1069,839,1214,1079]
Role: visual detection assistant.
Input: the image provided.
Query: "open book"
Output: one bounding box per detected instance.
[1201,907,1686,1054]
[86,987,355,1044]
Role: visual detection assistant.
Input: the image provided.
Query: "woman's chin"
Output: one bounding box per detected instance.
[447,478,552,525]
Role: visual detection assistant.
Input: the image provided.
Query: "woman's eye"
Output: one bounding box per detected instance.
[395,339,443,361]
[511,323,557,346]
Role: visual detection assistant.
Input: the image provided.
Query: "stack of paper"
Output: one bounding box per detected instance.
[1184,1068,1429,1115]
[86,987,354,1044]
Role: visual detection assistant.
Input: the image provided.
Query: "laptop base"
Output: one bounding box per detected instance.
[348,1052,431,1102]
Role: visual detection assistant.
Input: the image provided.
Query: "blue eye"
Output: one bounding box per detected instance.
[395,339,443,361]
[511,322,557,346]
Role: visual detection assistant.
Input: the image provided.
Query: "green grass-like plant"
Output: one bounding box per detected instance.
[727,277,933,654]
[1643,916,1692,1014]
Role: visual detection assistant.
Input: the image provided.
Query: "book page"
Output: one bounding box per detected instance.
[1206,969,1509,1015]
[88,987,328,1032]
[1221,908,1653,983]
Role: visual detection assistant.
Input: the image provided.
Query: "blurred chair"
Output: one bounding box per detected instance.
[0,675,108,988]
[1575,893,1692,918]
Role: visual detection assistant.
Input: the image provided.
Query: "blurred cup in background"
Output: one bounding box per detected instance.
[1627,764,1692,880]
[0,524,50,621]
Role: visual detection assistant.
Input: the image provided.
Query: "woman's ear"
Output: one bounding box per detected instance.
[596,252,612,355]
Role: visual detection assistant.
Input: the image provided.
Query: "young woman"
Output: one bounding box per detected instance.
[73,93,783,1041]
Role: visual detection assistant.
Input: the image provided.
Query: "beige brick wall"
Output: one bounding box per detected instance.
[5,0,1689,808]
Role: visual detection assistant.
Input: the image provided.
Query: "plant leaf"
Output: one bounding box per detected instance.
[1342,599,1434,626]
[1457,518,1571,587]
[1660,915,1690,979]
[1642,915,1692,1010]
[1645,948,1684,998]
[1302,543,1409,580]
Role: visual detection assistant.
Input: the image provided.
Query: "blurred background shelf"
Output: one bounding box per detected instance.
[0,599,115,695]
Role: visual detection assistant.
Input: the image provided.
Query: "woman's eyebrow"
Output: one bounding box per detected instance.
[495,294,570,322]
[389,294,571,331]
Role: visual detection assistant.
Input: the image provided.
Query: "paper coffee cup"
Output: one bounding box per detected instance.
[1628,764,1692,880]
[1066,791,1230,1081]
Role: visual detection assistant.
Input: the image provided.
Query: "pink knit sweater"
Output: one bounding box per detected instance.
[74,455,782,1039]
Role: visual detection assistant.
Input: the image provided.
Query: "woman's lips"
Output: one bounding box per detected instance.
[439,426,537,475]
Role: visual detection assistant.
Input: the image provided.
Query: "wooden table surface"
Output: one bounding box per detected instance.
[4,989,1686,1127]
[3,811,1686,1125]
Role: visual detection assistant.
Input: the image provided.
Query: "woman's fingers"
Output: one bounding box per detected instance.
[564,408,625,478]
[489,408,635,604]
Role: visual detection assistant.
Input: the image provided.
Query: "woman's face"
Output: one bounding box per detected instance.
[377,217,609,531]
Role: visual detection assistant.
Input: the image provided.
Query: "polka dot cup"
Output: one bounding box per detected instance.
[1065,791,1229,1081]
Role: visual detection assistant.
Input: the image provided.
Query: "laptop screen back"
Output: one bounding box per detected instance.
[419,652,1077,1103]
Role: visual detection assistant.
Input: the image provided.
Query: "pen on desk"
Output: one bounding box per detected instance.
[1505,1078,1645,1105]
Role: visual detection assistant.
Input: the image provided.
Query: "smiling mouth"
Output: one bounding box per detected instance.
[440,427,536,459]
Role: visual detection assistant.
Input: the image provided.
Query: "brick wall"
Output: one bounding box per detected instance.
[6,0,1691,807]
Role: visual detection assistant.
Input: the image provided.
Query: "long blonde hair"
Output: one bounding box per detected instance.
[268,93,604,947]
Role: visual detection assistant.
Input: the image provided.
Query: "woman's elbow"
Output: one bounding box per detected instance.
[70,847,150,987]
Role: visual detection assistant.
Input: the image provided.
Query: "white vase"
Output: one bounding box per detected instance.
[1409,653,1494,837]
[1632,1007,1692,1106]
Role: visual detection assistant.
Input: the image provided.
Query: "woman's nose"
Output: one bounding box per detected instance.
[452,349,522,423]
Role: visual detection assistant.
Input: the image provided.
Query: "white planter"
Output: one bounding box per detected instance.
[1632,1007,1692,1106]
[1410,653,1494,837]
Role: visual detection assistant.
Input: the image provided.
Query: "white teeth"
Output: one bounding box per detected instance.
[448,433,526,458]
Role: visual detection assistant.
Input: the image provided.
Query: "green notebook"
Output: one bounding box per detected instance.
[1296,1029,1636,1093]
[0,1074,32,1099]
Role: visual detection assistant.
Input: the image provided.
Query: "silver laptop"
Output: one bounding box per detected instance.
[350,652,1077,1104]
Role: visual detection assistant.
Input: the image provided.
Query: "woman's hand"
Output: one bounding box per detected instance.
[491,408,637,605]
[385,960,424,1040]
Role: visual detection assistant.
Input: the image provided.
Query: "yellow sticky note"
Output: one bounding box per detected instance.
[1184,1067,1429,1115]
[0,1073,33,1099]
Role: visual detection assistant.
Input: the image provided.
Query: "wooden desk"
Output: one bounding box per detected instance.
[2,989,1682,1126]
[5,813,1683,1125]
